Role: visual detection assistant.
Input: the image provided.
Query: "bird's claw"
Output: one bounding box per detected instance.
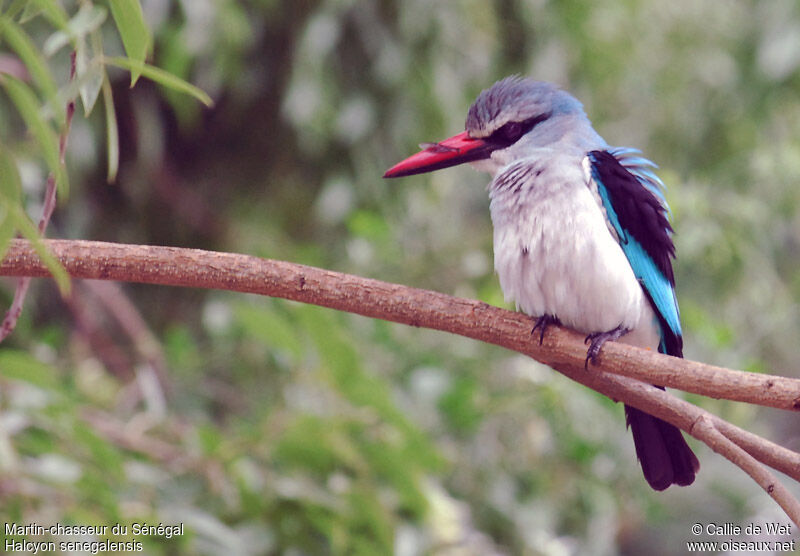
[584,325,630,369]
[531,314,559,345]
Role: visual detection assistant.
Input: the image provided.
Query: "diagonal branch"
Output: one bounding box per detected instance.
[1,238,800,524]
[2,239,797,409]
[691,414,800,524]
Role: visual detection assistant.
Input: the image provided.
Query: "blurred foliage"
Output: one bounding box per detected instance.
[1,0,800,555]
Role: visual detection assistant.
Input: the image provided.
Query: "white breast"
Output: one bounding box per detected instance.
[488,153,660,350]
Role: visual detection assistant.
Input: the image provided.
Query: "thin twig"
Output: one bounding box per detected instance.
[83,280,170,393]
[0,53,76,342]
[0,277,32,341]
[691,414,800,524]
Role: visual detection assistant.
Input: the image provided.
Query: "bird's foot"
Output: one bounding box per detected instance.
[584,325,630,369]
[531,314,560,345]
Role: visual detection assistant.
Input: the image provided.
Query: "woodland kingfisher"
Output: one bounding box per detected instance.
[384,76,699,490]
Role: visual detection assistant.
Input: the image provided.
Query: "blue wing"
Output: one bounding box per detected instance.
[587,149,682,357]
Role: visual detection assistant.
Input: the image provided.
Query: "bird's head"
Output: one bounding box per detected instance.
[384,76,592,179]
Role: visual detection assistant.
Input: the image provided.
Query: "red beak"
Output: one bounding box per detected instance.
[383,131,494,178]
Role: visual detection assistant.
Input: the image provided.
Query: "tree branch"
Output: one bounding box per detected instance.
[691,414,800,523]
[2,238,800,524]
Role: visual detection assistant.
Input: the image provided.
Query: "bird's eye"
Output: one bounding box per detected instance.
[501,122,522,142]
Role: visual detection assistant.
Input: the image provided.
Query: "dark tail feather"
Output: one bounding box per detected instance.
[625,404,699,490]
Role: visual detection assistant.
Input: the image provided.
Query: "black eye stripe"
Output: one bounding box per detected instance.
[488,113,551,146]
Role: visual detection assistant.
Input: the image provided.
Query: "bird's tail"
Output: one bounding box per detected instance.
[625,403,699,490]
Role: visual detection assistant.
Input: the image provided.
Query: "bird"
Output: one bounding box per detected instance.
[384,76,699,490]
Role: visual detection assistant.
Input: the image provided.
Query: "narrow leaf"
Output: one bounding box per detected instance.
[3,0,27,20]
[0,149,22,205]
[0,75,69,196]
[102,73,119,182]
[19,1,44,24]
[42,30,71,57]
[0,149,22,261]
[0,213,14,263]
[28,0,70,32]
[105,56,213,106]
[107,0,151,84]
[43,3,107,57]
[74,39,103,114]
[10,206,70,295]
[66,3,107,37]
[0,16,65,125]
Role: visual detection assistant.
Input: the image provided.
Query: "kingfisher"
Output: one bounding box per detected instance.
[384,76,699,490]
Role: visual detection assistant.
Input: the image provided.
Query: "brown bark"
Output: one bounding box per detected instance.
[2,238,800,524]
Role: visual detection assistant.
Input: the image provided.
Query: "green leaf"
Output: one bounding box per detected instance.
[0,214,15,266]
[0,75,68,197]
[105,56,213,106]
[43,3,107,57]
[106,0,151,84]
[0,16,65,125]
[26,0,70,31]
[0,348,58,389]
[19,1,45,24]
[0,148,22,260]
[74,38,103,114]
[234,301,303,361]
[2,0,27,20]
[55,46,105,117]
[101,73,119,183]
[42,30,71,58]
[0,148,22,206]
[9,204,70,295]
